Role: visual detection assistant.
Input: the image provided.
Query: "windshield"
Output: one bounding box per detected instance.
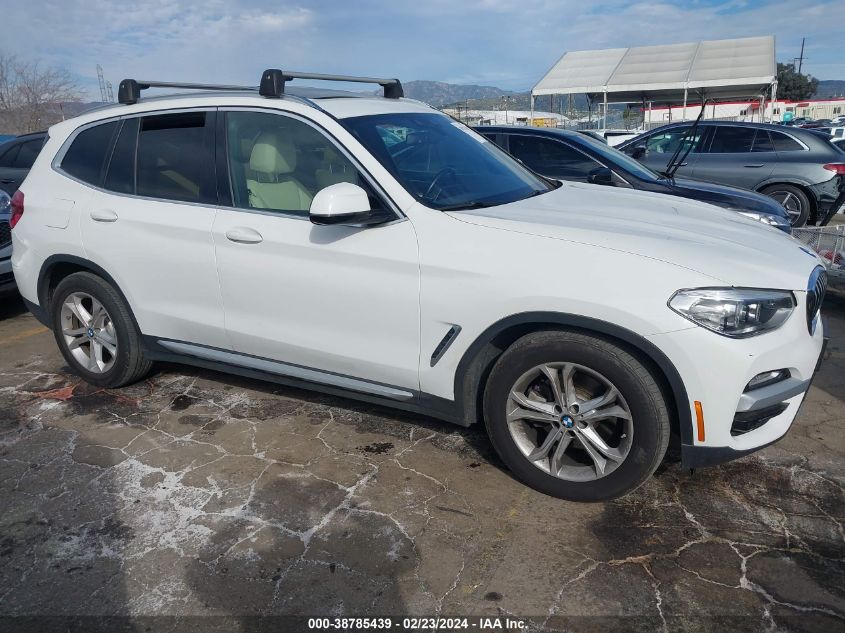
[576,134,662,182]
[340,113,553,210]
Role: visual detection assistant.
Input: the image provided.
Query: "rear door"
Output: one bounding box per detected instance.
[690,126,775,188]
[71,110,228,349]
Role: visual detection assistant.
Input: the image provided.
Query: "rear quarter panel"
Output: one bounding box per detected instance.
[11,133,91,306]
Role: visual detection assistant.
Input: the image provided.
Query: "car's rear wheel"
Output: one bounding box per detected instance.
[760,184,811,227]
[483,330,670,501]
[51,272,152,388]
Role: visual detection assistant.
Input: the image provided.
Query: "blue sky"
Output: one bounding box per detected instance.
[1,0,843,100]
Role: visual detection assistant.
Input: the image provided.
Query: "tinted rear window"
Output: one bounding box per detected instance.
[508,135,602,181]
[136,112,215,204]
[770,131,804,151]
[61,122,119,185]
[708,126,756,153]
[0,144,19,168]
[104,118,138,194]
[13,140,43,168]
[751,130,774,153]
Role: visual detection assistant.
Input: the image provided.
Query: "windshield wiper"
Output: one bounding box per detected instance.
[437,200,497,211]
[664,97,708,179]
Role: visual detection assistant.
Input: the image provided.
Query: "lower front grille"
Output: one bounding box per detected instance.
[731,403,789,436]
[806,266,827,335]
[0,221,10,248]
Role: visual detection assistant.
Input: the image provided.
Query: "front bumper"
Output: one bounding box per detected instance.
[647,298,826,469]
[681,334,827,468]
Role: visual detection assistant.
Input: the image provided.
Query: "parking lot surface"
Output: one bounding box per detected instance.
[0,294,843,632]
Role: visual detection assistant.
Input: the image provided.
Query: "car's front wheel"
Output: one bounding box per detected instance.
[51,272,152,388]
[483,330,670,501]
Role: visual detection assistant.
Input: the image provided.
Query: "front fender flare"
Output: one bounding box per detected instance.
[453,311,694,447]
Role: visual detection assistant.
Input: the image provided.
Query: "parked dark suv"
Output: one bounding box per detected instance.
[0,132,48,195]
[477,126,792,232]
[618,121,845,226]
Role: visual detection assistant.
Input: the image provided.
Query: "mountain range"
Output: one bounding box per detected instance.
[400,79,845,109]
[816,80,845,99]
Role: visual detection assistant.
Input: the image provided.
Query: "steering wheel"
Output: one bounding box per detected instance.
[423,167,457,202]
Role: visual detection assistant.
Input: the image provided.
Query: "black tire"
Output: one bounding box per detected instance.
[51,272,152,388]
[760,184,811,227]
[483,330,670,502]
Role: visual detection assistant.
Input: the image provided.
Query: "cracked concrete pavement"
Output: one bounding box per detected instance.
[0,293,843,632]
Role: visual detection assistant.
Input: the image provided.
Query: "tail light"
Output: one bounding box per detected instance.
[9,191,24,229]
[823,163,845,175]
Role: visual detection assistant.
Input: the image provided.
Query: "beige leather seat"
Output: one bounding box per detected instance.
[246,132,312,212]
[315,147,358,190]
[316,165,357,190]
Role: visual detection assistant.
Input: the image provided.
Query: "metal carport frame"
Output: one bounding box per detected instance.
[531,36,777,127]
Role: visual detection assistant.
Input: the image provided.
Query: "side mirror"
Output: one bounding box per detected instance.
[309,182,390,227]
[587,167,614,186]
[631,144,647,159]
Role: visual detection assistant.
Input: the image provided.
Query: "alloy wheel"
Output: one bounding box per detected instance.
[60,292,118,373]
[767,190,804,224]
[506,362,633,481]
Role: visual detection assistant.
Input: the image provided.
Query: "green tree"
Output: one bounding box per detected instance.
[776,63,818,101]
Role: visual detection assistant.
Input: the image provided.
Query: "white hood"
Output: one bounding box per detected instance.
[450,182,823,291]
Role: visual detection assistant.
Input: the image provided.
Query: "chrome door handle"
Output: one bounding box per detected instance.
[90,209,118,222]
[225,227,263,244]
[744,164,765,168]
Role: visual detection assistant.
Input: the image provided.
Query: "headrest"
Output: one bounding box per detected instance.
[249,132,296,175]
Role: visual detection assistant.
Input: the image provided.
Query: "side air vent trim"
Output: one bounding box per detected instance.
[430,325,462,367]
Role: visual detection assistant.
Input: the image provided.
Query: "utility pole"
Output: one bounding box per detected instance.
[797,37,805,74]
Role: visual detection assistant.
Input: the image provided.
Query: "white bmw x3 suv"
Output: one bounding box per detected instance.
[11,70,827,501]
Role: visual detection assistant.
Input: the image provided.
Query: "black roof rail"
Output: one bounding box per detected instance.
[259,69,403,99]
[117,69,403,105]
[117,79,256,105]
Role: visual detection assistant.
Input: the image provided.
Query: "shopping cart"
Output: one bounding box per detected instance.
[791,224,845,287]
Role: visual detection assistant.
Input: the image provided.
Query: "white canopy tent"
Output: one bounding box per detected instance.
[531,36,777,126]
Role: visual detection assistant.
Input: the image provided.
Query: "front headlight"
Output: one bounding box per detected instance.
[736,211,790,230]
[668,288,795,338]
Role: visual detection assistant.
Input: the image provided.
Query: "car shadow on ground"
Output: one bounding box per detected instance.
[152,361,501,467]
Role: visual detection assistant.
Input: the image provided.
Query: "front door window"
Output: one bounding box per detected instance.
[225,111,364,215]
